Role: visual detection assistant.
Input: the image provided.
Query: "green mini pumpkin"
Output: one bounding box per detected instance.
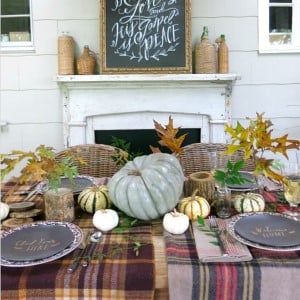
[234,192,265,213]
[78,185,111,213]
[108,153,185,220]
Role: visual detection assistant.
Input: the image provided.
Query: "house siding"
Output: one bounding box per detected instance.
[0,0,299,154]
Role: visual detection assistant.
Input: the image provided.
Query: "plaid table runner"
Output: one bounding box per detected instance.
[165,191,300,300]
[1,182,155,300]
[1,181,45,209]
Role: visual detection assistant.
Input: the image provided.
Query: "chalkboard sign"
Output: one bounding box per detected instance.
[100,0,192,74]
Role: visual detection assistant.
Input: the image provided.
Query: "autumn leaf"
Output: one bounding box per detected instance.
[225,112,300,182]
[19,161,48,183]
[1,145,79,190]
[152,116,188,154]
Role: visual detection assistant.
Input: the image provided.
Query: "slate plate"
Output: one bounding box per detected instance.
[40,176,97,195]
[228,212,300,251]
[1,221,83,267]
[57,176,96,194]
[227,172,258,191]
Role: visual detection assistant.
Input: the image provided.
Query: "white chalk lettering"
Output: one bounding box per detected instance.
[109,0,181,62]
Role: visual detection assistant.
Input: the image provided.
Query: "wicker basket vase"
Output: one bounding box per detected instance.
[195,26,217,74]
[77,46,96,75]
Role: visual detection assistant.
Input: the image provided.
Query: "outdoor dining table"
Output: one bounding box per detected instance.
[1,181,300,300]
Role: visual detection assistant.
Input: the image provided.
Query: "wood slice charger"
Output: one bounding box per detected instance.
[2,218,34,229]
[2,202,39,229]
[9,209,42,219]
[9,202,35,212]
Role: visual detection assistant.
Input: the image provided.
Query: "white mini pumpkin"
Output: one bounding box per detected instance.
[78,185,111,213]
[234,192,265,213]
[108,153,185,220]
[0,202,10,221]
[163,210,190,235]
[92,209,119,232]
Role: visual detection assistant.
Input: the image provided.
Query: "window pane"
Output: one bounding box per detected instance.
[1,0,29,15]
[270,0,292,3]
[1,17,31,41]
[269,7,292,32]
[269,33,291,45]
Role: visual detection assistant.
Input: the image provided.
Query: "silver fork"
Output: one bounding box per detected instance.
[208,215,228,256]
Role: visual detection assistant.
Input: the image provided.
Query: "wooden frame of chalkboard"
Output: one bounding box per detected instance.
[100,0,192,74]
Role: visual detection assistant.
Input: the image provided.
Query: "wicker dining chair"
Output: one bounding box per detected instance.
[175,142,255,177]
[55,144,127,178]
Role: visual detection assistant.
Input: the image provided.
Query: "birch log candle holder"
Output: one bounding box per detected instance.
[44,188,75,222]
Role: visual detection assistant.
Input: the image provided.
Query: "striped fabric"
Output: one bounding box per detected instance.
[1,223,155,300]
[164,191,300,300]
[1,182,155,300]
[1,181,45,209]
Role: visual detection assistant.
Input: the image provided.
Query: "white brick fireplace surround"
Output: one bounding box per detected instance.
[54,74,240,148]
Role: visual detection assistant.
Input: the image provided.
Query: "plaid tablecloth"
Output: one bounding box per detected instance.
[0,181,45,209]
[1,182,155,300]
[165,191,300,300]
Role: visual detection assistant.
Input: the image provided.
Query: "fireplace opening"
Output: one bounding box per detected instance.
[95,128,201,155]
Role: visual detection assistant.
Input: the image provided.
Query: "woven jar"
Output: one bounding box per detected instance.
[77,46,96,75]
[195,27,217,74]
[58,34,74,75]
[216,34,229,73]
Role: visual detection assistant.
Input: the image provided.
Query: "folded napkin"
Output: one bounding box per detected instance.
[263,176,283,192]
[94,177,110,185]
[192,219,253,263]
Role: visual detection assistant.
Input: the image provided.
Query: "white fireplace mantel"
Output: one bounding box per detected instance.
[54,74,240,147]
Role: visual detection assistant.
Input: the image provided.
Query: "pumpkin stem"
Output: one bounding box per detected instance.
[191,189,200,200]
[171,208,182,217]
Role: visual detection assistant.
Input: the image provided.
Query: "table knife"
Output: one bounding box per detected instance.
[82,231,102,267]
[67,230,90,273]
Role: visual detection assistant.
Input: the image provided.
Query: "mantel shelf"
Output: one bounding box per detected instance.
[54,73,241,84]
[56,73,238,147]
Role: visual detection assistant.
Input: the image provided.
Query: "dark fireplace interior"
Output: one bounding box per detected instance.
[95,128,201,155]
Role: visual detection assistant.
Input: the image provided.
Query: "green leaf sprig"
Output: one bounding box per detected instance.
[111,136,143,166]
[197,216,218,246]
[79,235,150,263]
[213,160,252,187]
[115,213,139,233]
